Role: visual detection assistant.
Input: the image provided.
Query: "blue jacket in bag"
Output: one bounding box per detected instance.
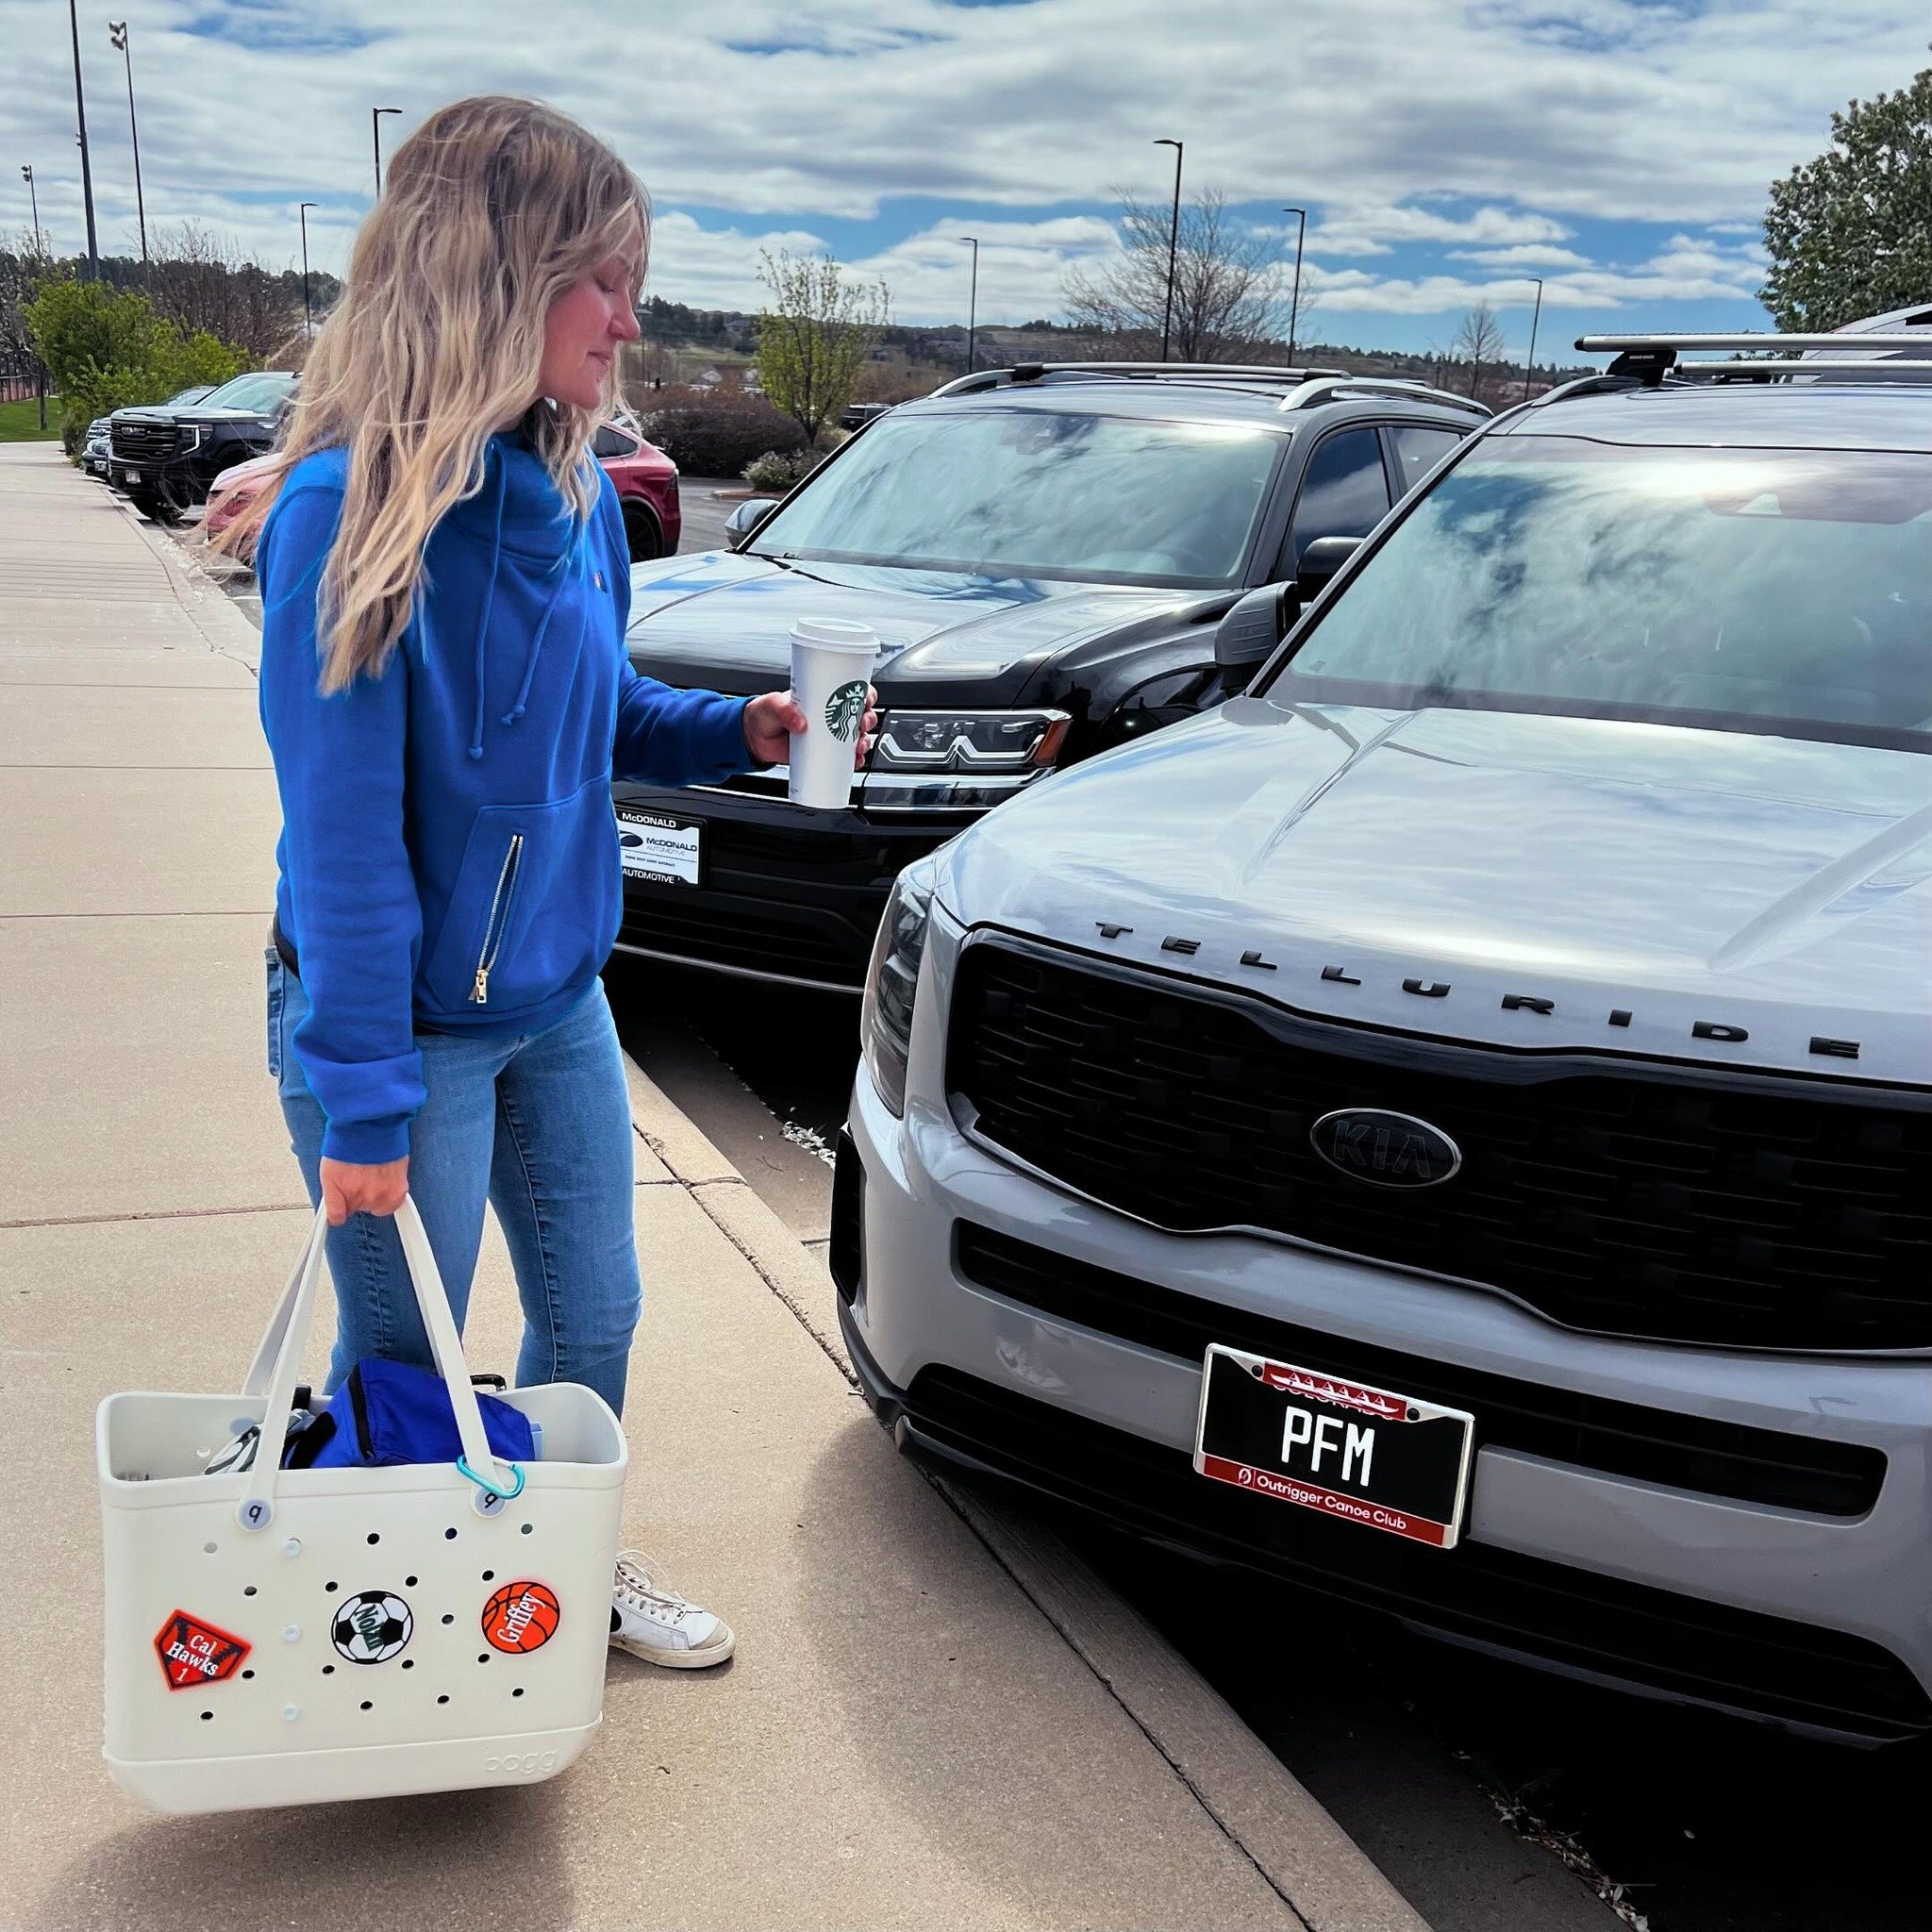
[297,1357,535,1470]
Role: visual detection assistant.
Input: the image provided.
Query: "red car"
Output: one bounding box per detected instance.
[204,414,680,562]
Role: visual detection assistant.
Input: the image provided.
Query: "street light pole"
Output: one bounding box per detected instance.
[1522,276,1544,403]
[372,107,401,197]
[299,202,316,341]
[67,0,100,278]
[960,235,979,374]
[22,165,45,429]
[108,23,147,265]
[1281,206,1307,363]
[1154,138,1182,361]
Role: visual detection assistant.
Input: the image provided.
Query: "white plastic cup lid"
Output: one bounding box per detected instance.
[790,616,880,655]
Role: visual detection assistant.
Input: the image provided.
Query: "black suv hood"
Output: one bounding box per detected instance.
[624,549,1214,703]
[113,404,279,429]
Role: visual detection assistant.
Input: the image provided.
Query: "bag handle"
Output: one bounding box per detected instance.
[236,1197,520,1533]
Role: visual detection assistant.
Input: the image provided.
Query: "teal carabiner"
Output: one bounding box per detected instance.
[456,1453,526,1502]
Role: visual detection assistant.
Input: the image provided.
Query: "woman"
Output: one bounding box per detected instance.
[227,96,873,1670]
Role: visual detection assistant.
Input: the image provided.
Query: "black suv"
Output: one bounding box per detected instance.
[110,370,297,521]
[615,362,1489,991]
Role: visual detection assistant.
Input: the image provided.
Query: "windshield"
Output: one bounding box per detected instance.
[198,373,293,413]
[746,405,1283,587]
[1268,436,1932,750]
[164,385,212,406]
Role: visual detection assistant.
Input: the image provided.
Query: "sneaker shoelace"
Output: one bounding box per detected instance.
[614,1551,708,1632]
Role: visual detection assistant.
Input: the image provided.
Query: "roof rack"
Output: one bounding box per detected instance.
[1574,332,1932,388]
[1279,375,1491,417]
[928,361,1349,398]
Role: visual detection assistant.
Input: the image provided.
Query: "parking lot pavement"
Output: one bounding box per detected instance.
[674,475,746,556]
[1,443,1427,1931]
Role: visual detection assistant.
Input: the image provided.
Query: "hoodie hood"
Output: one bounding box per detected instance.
[448,434,589,760]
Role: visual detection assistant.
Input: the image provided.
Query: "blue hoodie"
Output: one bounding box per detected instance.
[258,432,752,1166]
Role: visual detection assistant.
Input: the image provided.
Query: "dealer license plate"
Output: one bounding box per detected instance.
[125,468,142,485]
[1192,1343,1474,1549]
[617,808,702,887]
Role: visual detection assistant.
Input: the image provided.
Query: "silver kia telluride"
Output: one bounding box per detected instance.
[834,321,1932,1743]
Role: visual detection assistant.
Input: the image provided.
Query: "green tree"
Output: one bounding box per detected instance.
[1761,63,1932,329]
[755,251,890,444]
[25,278,244,455]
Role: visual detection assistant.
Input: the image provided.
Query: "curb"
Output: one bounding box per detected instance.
[110,495,263,672]
[621,1051,1433,1932]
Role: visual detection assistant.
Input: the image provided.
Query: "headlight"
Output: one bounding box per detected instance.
[873,708,1070,774]
[859,869,934,1116]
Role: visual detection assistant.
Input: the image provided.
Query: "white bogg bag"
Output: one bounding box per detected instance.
[97,1199,627,1813]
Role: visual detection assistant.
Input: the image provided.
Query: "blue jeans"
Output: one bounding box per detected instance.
[267,951,641,1414]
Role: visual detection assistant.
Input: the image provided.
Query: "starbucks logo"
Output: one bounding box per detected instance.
[824,680,868,741]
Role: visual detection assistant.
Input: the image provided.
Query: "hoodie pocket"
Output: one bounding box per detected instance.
[419,778,621,1018]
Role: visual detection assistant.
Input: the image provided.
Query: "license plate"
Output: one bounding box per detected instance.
[1193,1343,1474,1549]
[617,808,702,887]
[125,468,142,485]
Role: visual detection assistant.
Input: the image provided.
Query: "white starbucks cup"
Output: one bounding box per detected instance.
[787,617,879,809]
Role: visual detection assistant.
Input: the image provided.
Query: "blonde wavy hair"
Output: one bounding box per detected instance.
[218,95,649,692]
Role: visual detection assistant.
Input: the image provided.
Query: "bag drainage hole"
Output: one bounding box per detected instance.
[366,1532,380,1545]
[401,1659,414,1671]
[325,1581,338,1592]
[520,1523,533,1535]
[359,1701,373,1712]
[243,1586,258,1597]
[437,1695,450,1706]
[476,1654,491,1665]
[405,1574,419,1587]
[200,1711,213,1722]
[443,1527,458,1541]
[441,1614,454,1625]
[481,1570,494,1582]
[323,1665,335,1675]
[241,1670,254,1680]
[203,1541,218,1555]
[511,1687,525,1698]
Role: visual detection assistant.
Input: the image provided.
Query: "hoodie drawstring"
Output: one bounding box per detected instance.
[501,536,580,728]
[466,456,511,762]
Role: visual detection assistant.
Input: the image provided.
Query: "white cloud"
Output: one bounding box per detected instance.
[1449,243,1594,269]
[1301,204,1574,259]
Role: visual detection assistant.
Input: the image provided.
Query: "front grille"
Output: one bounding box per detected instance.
[956,1223,1886,1516]
[617,891,864,986]
[948,939,1932,1351]
[111,420,180,463]
[901,1365,1932,1740]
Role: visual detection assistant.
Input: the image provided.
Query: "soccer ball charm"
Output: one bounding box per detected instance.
[330,1591,413,1664]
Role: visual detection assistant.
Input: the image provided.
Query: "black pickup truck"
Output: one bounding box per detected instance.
[614,361,1488,991]
[109,370,296,521]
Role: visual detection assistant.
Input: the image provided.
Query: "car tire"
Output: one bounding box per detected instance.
[128,490,172,524]
[623,500,663,563]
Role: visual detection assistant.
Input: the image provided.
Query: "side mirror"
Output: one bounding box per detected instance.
[1214,582,1295,672]
[1295,533,1363,601]
[725,497,780,545]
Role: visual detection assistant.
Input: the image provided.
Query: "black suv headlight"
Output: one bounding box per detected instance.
[860,869,935,1116]
[873,708,1070,774]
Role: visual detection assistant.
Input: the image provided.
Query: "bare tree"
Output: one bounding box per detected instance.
[147,222,298,363]
[1063,188,1287,361]
[1451,301,1507,398]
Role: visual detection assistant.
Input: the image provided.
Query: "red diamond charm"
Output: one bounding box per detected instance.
[154,1609,251,1690]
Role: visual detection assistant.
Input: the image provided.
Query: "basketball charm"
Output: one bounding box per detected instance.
[330,1591,413,1665]
[482,1580,560,1655]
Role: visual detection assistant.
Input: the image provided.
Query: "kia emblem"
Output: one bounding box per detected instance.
[1310,1108,1462,1188]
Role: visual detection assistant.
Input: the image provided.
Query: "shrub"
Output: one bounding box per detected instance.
[25,278,245,456]
[641,387,806,477]
[741,447,820,491]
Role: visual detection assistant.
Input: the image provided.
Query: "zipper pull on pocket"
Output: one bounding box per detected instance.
[471,965,490,1005]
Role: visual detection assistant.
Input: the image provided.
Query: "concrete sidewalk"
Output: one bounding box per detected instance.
[0,444,1425,1932]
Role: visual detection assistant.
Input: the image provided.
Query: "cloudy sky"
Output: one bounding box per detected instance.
[5,0,1925,355]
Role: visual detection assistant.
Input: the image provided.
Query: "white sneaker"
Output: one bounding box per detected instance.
[608,1549,736,1669]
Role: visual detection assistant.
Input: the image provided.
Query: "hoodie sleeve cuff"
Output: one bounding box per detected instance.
[320,1112,412,1166]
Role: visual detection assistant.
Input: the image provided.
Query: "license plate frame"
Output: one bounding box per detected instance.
[1192,1342,1475,1549]
[617,808,703,888]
